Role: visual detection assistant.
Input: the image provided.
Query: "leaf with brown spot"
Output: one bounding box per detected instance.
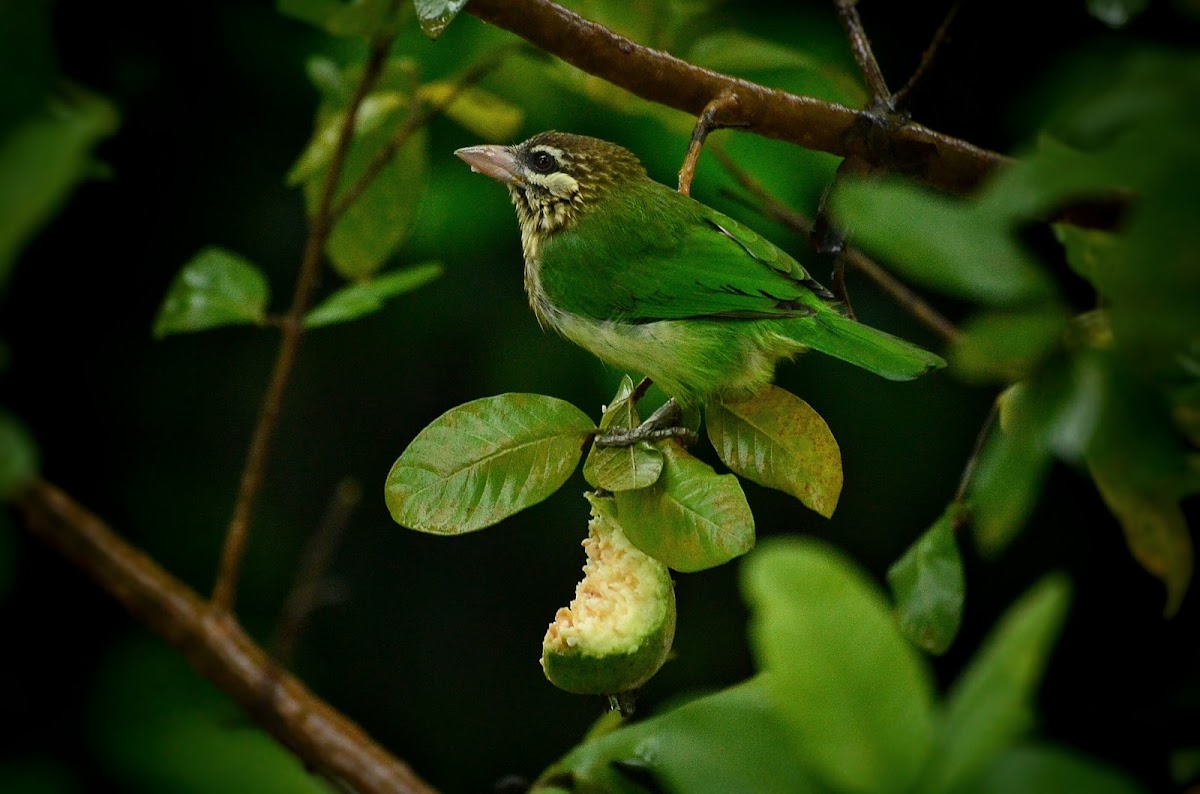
[706,386,842,518]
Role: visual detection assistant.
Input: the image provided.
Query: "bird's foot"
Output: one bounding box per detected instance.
[594,399,698,448]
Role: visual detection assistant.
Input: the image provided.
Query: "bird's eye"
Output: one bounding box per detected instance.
[529,150,557,174]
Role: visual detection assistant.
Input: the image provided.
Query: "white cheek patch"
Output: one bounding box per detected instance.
[541,172,580,199]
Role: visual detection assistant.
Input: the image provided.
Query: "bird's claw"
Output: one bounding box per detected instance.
[594,399,697,448]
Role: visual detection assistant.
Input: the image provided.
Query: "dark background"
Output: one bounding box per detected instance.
[2,1,1197,792]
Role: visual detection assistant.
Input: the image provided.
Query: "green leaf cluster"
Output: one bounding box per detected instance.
[543,540,1141,794]
[386,378,843,574]
[833,48,1200,616]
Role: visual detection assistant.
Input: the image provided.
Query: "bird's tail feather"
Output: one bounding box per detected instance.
[789,313,946,381]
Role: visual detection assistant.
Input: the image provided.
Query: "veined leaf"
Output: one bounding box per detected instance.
[153,247,270,338]
[614,441,753,572]
[919,576,1071,793]
[707,385,842,518]
[582,376,663,492]
[743,538,936,794]
[887,508,966,655]
[305,261,442,328]
[385,394,595,534]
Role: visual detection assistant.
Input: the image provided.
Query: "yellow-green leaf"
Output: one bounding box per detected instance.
[417,82,524,140]
[614,441,754,572]
[1090,463,1194,617]
[385,394,595,534]
[707,386,842,518]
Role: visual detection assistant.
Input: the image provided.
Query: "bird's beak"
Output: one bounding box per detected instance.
[455,145,523,186]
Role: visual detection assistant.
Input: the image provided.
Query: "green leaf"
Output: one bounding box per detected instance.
[831,178,1056,306]
[414,0,468,40]
[0,409,38,500]
[919,576,1071,793]
[305,261,442,328]
[385,394,595,534]
[0,87,118,287]
[416,82,524,140]
[1085,356,1198,617]
[551,677,821,794]
[313,121,428,281]
[287,91,407,187]
[969,353,1105,554]
[743,538,936,794]
[614,441,754,572]
[972,744,1149,794]
[582,376,664,492]
[289,58,429,280]
[152,248,270,338]
[706,385,842,518]
[951,308,1069,383]
[887,508,966,655]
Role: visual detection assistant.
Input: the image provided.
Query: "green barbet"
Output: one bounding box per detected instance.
[456,131,944,408]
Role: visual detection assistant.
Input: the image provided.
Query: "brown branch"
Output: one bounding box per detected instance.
[712,146,960,344]
[464,0,1008,197]
[834,0,891,105]
[15,479,437,794]
[212,35,394,615]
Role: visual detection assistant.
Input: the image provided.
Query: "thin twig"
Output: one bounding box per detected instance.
[464,0,1009,198]
[212,34,394,615]
[272,478,362,666]
[954,401,999,505]
[892,1,962,110]
[712,146,960,344]
[16,479,437,794]
[834,0,891,105]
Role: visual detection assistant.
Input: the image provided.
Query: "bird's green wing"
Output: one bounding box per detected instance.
[538,182,945,381]
[539,186,839,323]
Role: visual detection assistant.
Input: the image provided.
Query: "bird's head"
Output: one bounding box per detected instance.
[455,131,647,238]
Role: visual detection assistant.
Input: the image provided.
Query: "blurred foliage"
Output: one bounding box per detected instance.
[0,0,1197,792]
